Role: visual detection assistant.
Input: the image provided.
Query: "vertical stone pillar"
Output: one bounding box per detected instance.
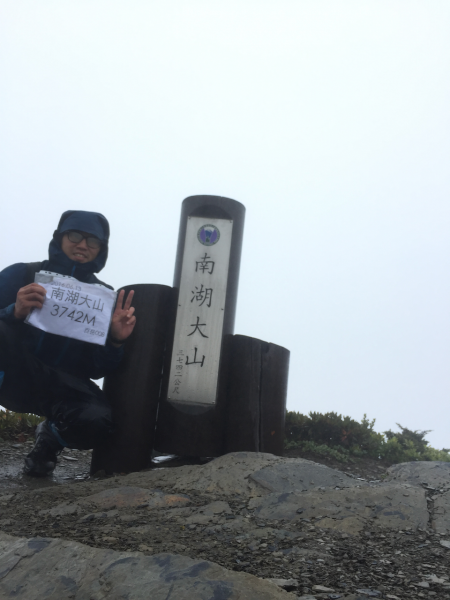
[155,196,245,456]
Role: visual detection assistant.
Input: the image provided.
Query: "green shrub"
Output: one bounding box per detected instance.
[0,410,44,441]
[285,410,384,457]
[285,411,450,464]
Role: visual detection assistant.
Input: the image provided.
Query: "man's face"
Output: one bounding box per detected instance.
[61,231,101,263]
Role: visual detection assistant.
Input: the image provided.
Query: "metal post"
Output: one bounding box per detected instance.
[224,335,290,456]
[259,340,290,455]
[155,195,245,456]
[224,335,262,452]
[91,284,173,475]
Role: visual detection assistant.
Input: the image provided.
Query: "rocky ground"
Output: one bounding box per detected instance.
[1,441,450,599]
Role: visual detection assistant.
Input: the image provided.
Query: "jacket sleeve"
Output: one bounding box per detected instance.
[0,263,28,323]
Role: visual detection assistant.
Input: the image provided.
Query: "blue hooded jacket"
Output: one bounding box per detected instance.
[0,210,123,379]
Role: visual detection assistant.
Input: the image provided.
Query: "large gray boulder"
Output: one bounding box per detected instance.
[385,461,450,490]
[99,452,361,498]
[248,482,428,534]
[0,532,294,600]
[249,458,359,493]
[385,462,450,535]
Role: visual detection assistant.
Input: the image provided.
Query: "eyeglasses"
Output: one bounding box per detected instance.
[66,231,102,249]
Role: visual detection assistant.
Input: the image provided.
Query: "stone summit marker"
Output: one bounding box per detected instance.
[93,194,289,468]
[168,216,233,405]
[155,195,248,456]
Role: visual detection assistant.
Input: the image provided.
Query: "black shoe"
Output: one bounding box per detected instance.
[24,420,63,477]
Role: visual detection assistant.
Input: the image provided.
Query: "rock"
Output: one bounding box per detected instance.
[118,452,368,498]
[432,491,450,534]
[186,514,215,525]
[248,540,260,551]
[78,511,107,522]
[344,596,378,600]
[82,486,190,510]
[265,578,298,591]
[118,514,138,522]
[174,543,187,551]
[0,532,295,599]
[355,590,381,597]
[250,459,360,493]
[124,452,284,497]
[385,461,450,489]
[249,483,428,533]
[39,502,80,517]
[185,501,233,525]
[197,500,232,515]
[312,584,335,592]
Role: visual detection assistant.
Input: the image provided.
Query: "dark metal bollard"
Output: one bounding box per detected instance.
[224,335,290,456]
[90,284,173,475]
[155,195,245,457]
[223,335,262,452]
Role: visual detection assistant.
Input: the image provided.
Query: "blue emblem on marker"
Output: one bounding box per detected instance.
[198,224,220,246]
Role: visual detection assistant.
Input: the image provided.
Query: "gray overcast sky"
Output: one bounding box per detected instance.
[1,2,450,448]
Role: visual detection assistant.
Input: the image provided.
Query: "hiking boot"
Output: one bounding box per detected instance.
[23,420,63,477]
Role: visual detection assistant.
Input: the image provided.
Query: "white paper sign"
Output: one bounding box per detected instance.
[26,272,117,345]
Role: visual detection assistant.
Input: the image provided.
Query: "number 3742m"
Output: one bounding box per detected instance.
[50,304,96,326]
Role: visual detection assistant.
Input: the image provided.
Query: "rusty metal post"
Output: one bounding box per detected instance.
[91,284,173,475]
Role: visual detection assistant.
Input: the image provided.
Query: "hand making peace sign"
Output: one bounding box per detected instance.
[109,289,136,344]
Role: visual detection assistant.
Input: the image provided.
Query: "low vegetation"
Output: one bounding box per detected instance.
[285,410,450,464]
[1,408,448,467]
[0,410,43,442]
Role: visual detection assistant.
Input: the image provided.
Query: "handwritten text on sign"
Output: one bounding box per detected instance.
[26,272,116,345]
[168,217,233,405]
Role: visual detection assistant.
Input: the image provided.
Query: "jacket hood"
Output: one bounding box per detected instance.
[46,210,110,280]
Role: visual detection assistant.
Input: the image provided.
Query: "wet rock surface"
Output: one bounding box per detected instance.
[249,459,361,494]
[385,461,450,490]
[0,447,449,599]
[0,440,91,492]
[248,483,428,534]
[0,532,292,599]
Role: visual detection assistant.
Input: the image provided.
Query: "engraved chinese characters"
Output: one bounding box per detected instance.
[168,218,233,405]
[26,272,117,345]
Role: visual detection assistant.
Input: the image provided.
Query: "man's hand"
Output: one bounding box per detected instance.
[14,284,47,320]
[109,290,136,345]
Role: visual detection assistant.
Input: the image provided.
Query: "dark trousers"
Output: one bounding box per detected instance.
[0,322,113,449]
